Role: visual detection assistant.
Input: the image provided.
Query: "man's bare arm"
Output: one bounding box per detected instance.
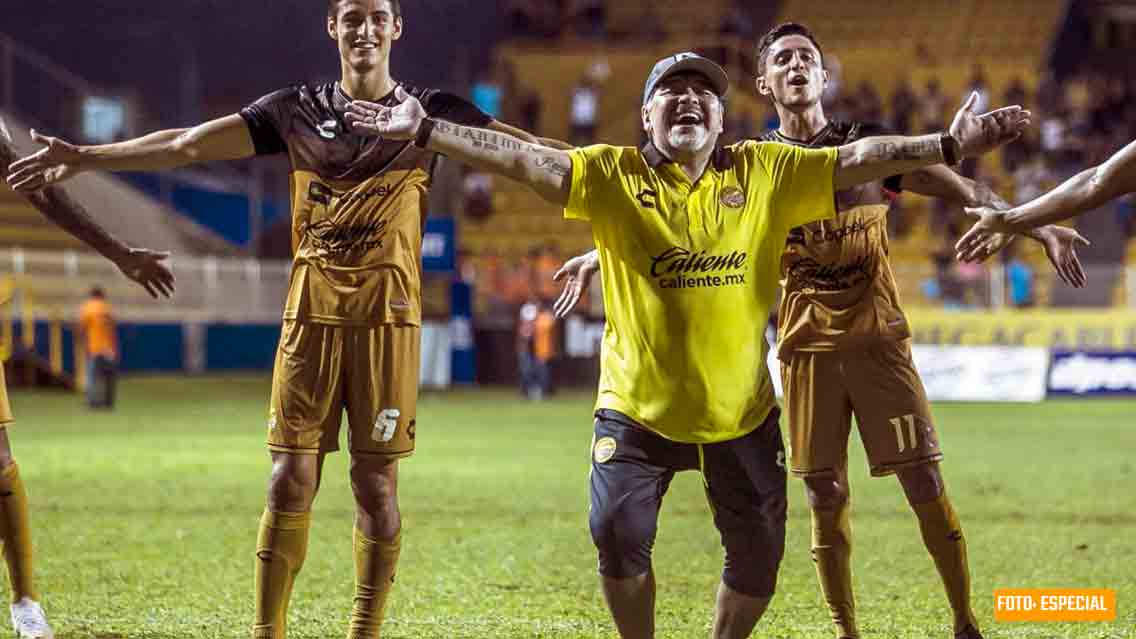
[0,125,174,297]
[1000,139,1136,230]
[6,114,256,192]
[835,92,1031,191]
[901,165,1089,287]
[346,89,572,206]
[486,120,573,150]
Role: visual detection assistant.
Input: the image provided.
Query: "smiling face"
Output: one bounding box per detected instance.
[328,0,403,73]
[756,34,828,109]
[641,71,725,157]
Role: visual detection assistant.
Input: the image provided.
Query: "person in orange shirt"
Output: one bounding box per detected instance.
[78,287,118,409]
[531,301,558,399]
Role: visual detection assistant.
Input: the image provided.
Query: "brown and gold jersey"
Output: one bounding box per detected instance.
[240,82,492,326]
[761,122,909,355]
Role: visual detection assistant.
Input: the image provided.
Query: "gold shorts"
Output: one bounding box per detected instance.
[267,320,419,457]
[781,339,941,478]
[0,365,11,426]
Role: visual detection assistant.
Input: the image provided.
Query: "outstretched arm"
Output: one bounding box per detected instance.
[901,165,1089,287]
[0,123,174,298]
[962,139,1136,237]
[6,114,256,192]
[834,92,1031,190]
[346,88,572,206]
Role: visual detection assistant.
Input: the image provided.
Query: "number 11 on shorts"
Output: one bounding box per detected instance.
[374,408,400,443]
[891,414,918,453]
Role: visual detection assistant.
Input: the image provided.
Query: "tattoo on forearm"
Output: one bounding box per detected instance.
[433,121,538,154]
[865,137,942,163]
[536,156,568,177]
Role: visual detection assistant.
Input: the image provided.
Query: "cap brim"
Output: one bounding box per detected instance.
[649,58,730,103]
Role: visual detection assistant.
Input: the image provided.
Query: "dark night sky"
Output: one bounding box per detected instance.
[4,0,500,128]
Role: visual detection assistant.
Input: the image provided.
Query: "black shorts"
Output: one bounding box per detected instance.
[588,407,788,596]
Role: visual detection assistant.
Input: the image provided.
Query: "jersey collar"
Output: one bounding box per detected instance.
[641,140,734,173]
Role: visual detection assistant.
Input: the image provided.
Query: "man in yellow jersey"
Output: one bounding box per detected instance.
[548,25,1086,639]
[0,120,173,639]
[6,2,564,637]
[346,53,1028,638]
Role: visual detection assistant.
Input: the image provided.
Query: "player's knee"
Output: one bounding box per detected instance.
[588,498,655,578]
[267,455,319,511]
[803,475,848,511]
[722,535,784,598]
[897,463,943,505]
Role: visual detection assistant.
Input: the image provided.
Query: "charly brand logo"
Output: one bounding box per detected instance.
[317,119,339,139]
[649,246,748,290]
[636,188,658,209]
[719,186,746,208]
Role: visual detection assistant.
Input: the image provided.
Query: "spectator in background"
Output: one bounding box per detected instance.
[569,74,600,145]
[461,167,494,221]
[889,76,917,134]
[821,53,842,107]
[569,0,607,38]
[718,2,754,41]
[516,299,538,398]
[853,80,883,124]
[519,89,543,135]
[919,78,948,132]
[531,300,558,399]
[78,287,117,409]
[1004,244,1035,308]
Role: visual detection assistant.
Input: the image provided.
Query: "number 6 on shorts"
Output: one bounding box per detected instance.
[374,408,401,443]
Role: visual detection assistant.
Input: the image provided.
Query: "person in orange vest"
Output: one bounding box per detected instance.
[531,300,558,400]
[78,287,118,409]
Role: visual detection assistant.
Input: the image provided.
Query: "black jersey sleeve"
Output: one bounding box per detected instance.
[239,88,295,156]
[858,122,904,194]
[422,90,494,128]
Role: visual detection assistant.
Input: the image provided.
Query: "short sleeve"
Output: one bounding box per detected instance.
[423,91,494,128]
[239,88,294,156]
[564,145,622,222]
[745,141,838,229]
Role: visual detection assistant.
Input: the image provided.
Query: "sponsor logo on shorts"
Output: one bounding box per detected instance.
[593,436,617,463]
[267,410,278,430]
[373,408,400,443]
[719,186,746,208]
[308,182,333,205]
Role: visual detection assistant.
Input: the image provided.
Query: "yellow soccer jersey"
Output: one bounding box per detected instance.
[566,140,837,443]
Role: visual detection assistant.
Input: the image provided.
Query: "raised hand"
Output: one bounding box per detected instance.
[552,251,600,318]
[116,248,175,299]
[345,86,427,140]
[6,130,85,193]
[948,92,1032,158]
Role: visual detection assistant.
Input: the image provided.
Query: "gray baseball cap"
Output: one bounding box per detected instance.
[642,52,730,106]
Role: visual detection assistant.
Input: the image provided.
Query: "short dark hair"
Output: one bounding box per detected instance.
[327,0,401,20]
[755,22,824,75]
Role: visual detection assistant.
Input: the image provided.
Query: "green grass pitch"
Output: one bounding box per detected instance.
[6,376,1134,638]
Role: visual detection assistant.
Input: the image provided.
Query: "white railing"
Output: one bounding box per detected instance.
[0,248,291,323]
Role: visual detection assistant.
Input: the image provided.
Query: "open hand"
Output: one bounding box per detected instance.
[948,92,1032,158]
[552,251,600,318]
[345,86,427,140]
[1038,225,1090,288]
[6,130,84,193]
[117,248,175,299]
